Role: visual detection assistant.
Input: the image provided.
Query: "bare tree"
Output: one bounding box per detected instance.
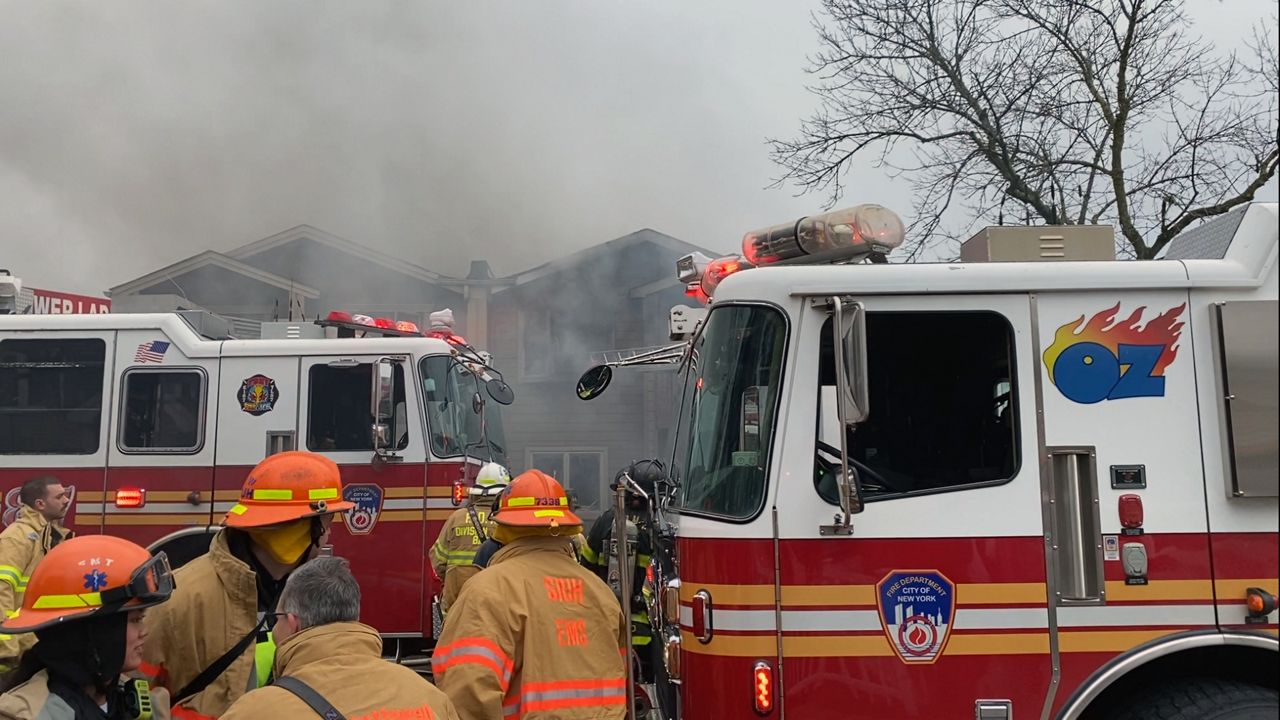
[770,0,1279,260]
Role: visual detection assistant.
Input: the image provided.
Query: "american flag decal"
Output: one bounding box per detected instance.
[134,340,171,364]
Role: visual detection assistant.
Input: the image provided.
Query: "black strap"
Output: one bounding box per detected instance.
[173,612,269,704]
[273,676,347,720]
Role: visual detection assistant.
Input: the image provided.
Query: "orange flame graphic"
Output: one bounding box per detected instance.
[1043,303,1186,383]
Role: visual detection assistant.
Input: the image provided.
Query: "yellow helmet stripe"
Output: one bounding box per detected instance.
[533,510,566,518]
[252,489,294,501]
[505,497,569,508]
[308,488,339,501]
[31,591,103,610]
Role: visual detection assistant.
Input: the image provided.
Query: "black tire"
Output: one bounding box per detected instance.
[1102,678,1278,720]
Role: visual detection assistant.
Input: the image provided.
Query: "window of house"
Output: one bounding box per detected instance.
[528,450,606,523]
[307,363,408,452]
[814,311,1019,504]
[0,338,106,455]
[119,369,206,452]
[522,308,553,379]
[521,307,616,381]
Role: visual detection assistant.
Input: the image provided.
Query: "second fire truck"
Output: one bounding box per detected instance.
[583,202,1279,719]
[0,309,510,661]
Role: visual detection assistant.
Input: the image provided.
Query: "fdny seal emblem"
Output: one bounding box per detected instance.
[342,484,383,536]
[877,570,956,664]
[237,374,279,416]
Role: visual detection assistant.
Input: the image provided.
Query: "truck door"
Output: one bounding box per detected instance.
[0,330,115,537]
[298,354,427,635]
[104,329,218,554]
[775,293,1051,718]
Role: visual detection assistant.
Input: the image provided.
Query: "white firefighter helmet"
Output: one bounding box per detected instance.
[471,462,511,496]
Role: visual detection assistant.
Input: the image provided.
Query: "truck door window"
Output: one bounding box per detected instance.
[119,369,206,452]
[307,363,408,452]
[0,338,105,455]
[420,356,508,464]
[673,304,787,521]
[815,311,1019,504]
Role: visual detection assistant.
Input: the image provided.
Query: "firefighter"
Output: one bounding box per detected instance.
[0,477,73,674]
[221,557,460,720]
[137,451,354,720]
[0,535,175,720]
[580,459,664,680]
[432,469,627,720]
[430,462,508,614]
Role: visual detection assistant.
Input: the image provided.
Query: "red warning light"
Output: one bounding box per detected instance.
[752,661,773,714]
[114,487,146,509]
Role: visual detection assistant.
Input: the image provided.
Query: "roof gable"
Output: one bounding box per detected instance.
[108,250,321,298]
[499,228,715,291]
[227,225,457,286]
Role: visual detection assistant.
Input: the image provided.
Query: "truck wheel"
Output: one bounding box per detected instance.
[1102,678,1278,720]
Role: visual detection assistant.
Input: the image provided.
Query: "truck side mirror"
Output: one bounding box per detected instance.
[839,464,865,517]
[820,297,869,535]
[371,359,396,452]
[837,299,870,425]
[486,378,515,405]
[576,365,613,401]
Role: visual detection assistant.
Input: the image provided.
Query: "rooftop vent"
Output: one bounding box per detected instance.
[961,225,1115,262]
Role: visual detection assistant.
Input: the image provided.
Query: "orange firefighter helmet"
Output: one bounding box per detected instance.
[492,469,583,528]
[0,535,174,633]
[224,450,354,529]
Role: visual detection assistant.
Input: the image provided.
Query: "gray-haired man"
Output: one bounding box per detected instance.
[221,557,460,720]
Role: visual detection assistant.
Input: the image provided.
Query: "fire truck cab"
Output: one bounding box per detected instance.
[639,203,1278,719]
[0,310,511,657]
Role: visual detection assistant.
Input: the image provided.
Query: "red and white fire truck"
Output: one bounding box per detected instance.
[0,309,511,660]
[584,202,1278,718]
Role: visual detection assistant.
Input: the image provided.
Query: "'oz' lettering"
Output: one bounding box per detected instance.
[1053,342,1165,403]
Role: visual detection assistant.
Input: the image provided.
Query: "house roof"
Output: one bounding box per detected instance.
[110,225,716,300]
[107,250,322,298]
[226,224,460,286]
[497,228,716,292]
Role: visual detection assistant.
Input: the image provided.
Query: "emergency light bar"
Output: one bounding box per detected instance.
[742,203,905,266]
[319,311,423,338]
[676,204,906,306]
[316,310,471,348]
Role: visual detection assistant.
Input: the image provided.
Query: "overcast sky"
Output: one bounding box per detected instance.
[1,0,1275,296]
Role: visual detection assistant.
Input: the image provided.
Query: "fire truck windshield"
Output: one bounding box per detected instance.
[420,356,508,466]
[671,304,786,520]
